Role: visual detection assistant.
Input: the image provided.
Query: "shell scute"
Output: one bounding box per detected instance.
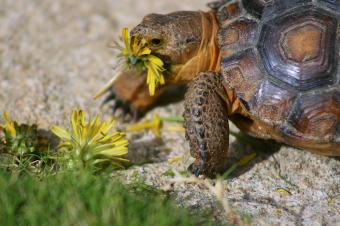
[242,0,273,18]
[221,48,264,106]
[287,88,340,142]
[216,1,243,26]
[217,0,340,144]
[317,0,340,12]
[250,81,297,125]
[258,6,338,90]
[218,18,259,58]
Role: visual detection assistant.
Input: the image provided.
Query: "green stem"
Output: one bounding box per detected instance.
[222,163,239,179]
[159,116,185,123]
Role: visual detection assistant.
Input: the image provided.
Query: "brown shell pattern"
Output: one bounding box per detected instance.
[217,0,340,143]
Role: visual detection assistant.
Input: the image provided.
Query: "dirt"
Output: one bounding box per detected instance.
[0,0,339,225]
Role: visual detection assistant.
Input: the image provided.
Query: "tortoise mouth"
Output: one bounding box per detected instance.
[151,53,184,80]
[165,64,185,75]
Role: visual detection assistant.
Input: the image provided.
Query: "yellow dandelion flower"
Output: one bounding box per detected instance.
[0,112,16,137]
[145,55,165,96]
[127,113,162,137]
[238,152,257,166]
[51,110,129,170]
[95,28,166,98]
[120,27,152,57]
[274,188,292,196]
[118,28,166,96]
[223,152,257,179]
[167,156,182,164]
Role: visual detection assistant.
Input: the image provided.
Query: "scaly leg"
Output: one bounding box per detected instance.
[105,69,168,120]
[184,72,230,176]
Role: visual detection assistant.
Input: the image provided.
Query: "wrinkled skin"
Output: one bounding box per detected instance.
[109,10,230,176]
[109,10,221,115]
[106,6,340,177]
[131,12,203,66]
[108,11,207,118]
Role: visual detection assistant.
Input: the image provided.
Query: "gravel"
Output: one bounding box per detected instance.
[0,0,339,225]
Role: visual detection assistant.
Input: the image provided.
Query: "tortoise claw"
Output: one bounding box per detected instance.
[188,162,219,178]
[188,162,205,177]
[122,104,131,117]
[102,91,116,105]
[112,99,124,113]
[102,89,142,121]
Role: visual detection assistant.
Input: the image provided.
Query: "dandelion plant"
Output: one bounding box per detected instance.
[0,112,48,155]
[51,110,129,171]
[96,28,166,98]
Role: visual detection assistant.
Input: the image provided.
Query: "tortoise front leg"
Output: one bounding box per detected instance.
[184,72,229,177]
[105,69,167,120]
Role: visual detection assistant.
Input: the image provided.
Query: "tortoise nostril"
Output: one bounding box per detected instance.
[186,37,195,44]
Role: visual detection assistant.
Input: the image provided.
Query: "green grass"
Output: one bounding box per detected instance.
[0,169,212,226]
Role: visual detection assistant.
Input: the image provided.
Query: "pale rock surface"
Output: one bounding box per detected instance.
[0,0,339,225]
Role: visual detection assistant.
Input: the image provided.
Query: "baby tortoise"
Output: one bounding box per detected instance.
[108,0,340,176]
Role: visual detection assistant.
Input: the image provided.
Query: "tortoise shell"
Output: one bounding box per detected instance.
[212,0,340,144]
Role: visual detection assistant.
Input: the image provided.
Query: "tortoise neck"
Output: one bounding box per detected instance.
[171,11,220,83]
[198,11,221,72]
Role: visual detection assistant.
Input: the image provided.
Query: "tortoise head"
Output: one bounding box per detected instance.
[131,11,220,83]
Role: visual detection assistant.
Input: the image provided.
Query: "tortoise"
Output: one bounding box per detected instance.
[106,0,340,176]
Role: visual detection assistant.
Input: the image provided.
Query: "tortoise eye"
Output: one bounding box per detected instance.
[151,38,162,46]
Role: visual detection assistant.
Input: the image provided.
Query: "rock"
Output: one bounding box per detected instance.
[0,0,339,225]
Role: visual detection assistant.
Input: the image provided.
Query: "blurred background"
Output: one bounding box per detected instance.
[0,1,339,225]
[0,0,207,127]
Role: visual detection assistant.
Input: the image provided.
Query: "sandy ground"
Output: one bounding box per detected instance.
[0,0,339,225]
